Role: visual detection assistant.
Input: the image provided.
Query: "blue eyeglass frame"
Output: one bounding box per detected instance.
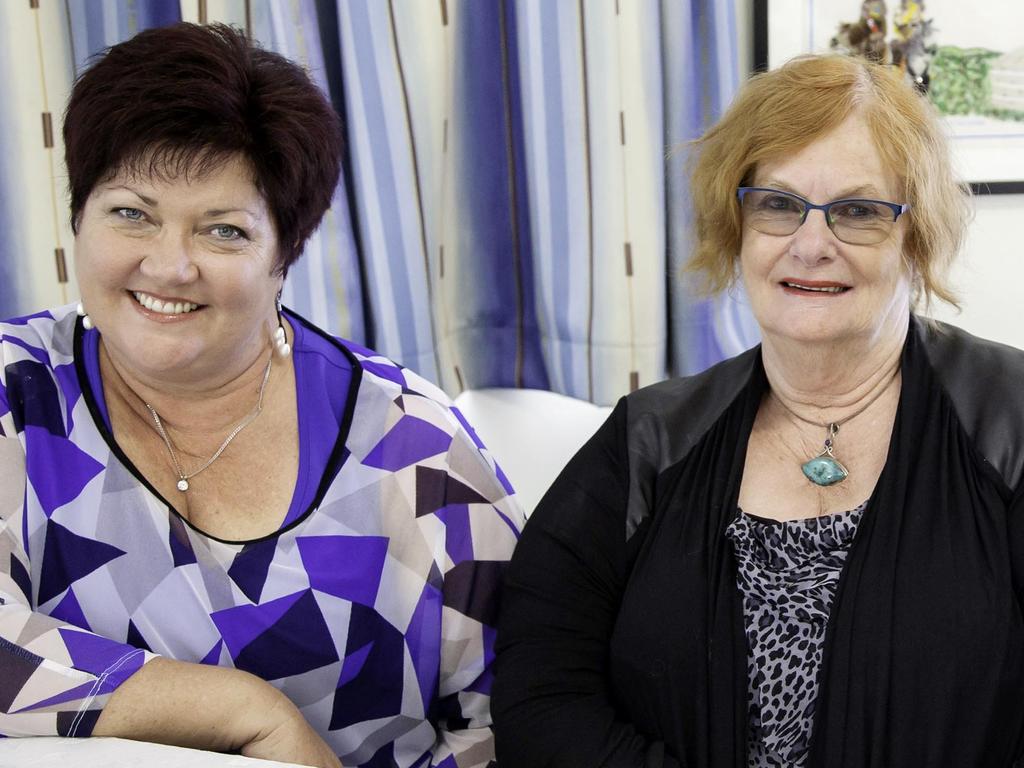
[736,186,910,226]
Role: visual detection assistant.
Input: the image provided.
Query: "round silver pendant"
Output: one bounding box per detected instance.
[177,479,190,492]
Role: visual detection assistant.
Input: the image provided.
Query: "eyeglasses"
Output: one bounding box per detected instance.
[736,187,910,246]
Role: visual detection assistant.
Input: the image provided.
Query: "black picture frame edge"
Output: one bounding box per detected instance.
[969,181,1024,195]
[750,0,1024,195]
[753,0,768,73]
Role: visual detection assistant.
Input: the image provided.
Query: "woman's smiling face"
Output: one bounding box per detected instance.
[738,114,913,349]
[74,153,282,384]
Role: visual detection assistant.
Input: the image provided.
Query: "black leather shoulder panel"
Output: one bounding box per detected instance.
[620,346,759,537]
[919,319,1024,492]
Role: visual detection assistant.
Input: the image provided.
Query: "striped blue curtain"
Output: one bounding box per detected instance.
[662,0,762,375]
[0,0,752,405]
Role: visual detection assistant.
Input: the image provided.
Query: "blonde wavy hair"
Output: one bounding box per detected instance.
[687,54,971,309]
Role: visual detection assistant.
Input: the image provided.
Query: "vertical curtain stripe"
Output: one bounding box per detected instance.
[519,0,557,393]
[544,2,576,397]
[385,0,441,373]
[339,2,417,361]
[576,0,596,401]
[247,0,364,343]
[498,0,525,387]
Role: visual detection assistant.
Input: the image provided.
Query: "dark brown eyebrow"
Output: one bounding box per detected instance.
[203,208,256,218]
[106,184,158,206]
[103,186,257,217]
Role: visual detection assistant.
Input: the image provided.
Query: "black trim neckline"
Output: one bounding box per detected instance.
[72,306,364,546]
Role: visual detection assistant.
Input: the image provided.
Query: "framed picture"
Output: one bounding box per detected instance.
[753,0,1024,194]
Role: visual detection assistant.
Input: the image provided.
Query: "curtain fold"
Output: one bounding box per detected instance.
[0,0,752,405]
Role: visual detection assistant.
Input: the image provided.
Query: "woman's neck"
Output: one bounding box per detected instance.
[761,315,908,422]
[99,335,282,440]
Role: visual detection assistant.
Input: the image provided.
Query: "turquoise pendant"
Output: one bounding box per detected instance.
[801,422,848,486]
[802,453,848,486]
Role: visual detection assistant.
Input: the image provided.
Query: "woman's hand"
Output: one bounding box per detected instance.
[94,658,341,767]
[238,691,341,768]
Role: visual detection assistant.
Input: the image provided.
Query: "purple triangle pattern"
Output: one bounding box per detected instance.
[200,639,223,666]
[51,362,81,436]
[126,620,151,652]
[362,416,453,472]
[0,312,519,755]
[337,641,373,688]
[449,407,485,450]
[405,581,442,710]
[297,535,388,606]
[58,628,145,687]
[4,336,52,367]
[25,426,104,516]
[342,339,376,358]
[447,405,515,494]
[16,679,98,713]
[435,505,473,563]
[49,587,92,631]
[3,309,53,326]
[227,538,279,604]
[233,590,339,681]
[360,359,406,388]
[493,461,515,497]
[330,603,405,731]
[38,521,125,605]
[210,590,306,659]
[168,515,197,567]
[7,361,62,436]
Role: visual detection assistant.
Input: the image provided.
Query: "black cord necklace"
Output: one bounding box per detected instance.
[772,370,899,486]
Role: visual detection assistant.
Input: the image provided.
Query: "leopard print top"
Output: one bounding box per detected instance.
[725,502,866,767]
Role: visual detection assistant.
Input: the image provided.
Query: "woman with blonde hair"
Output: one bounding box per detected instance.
[493,54,1023,767]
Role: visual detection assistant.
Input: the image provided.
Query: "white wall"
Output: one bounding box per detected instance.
[928,195,1024,346]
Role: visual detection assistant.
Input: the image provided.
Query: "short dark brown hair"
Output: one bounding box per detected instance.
[687,54,970,309]
[64,22,342,275]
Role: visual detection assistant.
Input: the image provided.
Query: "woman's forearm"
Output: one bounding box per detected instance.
[92,657,280,752]
[92,658,341,767]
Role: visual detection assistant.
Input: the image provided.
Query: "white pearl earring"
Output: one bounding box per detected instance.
[76,302,94,330]
[273,294,290,357]
[273,324,291,357]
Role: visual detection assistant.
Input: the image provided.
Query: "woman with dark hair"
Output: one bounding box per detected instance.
[493,54,1024,767]
[0,23,521,768]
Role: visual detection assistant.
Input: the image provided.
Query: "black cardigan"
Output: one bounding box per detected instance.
[493,316,1024,767]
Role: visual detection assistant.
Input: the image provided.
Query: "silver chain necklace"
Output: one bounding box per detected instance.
[772,370,898,487]
[145,354,274,492]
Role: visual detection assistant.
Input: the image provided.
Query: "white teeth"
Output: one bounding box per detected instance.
[133,291,199,315]
[784,282,846,293]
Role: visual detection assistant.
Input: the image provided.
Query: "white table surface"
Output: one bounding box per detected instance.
[0,736,311,767]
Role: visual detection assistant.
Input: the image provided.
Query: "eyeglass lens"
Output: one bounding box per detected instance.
[740,189,897,245]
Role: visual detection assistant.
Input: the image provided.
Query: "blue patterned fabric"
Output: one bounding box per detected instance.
[0,304,523,766]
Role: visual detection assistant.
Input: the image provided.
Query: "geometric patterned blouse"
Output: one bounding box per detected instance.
[0,304,524,767]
